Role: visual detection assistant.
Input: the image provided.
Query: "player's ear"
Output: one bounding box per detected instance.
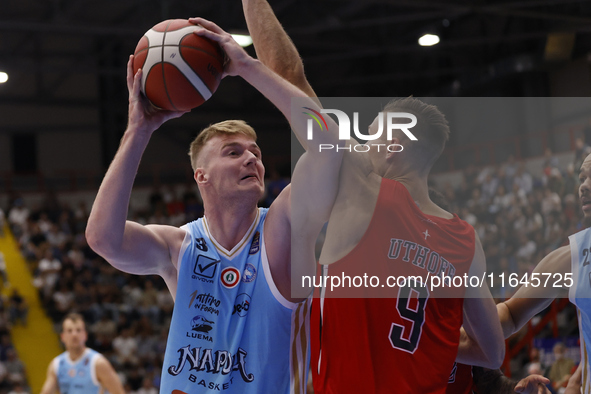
[195,168,208,184]
[385,137,403,161]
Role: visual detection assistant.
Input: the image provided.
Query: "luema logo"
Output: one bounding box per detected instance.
[302,107,418,153]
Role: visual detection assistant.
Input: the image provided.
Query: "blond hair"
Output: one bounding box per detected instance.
[188,120,257,171]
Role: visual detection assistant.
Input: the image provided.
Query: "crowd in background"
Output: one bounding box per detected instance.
[0,142,590,391]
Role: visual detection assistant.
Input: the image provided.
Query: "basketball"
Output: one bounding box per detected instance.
[133,19,225,111]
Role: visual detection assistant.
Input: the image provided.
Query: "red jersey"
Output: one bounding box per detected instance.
[446,363,477,394]
[311,178,475,394]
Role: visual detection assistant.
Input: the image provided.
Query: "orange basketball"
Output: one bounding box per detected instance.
[133,19,224,111]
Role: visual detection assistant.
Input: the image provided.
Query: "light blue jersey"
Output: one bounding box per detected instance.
[569,227,591,393]
[160,208,310,394]
[53,348,103,394]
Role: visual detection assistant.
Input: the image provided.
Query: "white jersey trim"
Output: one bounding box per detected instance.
[203,209,260,259]
[260,226,299,310]
[90,353,100,387]
[178,226,192,281]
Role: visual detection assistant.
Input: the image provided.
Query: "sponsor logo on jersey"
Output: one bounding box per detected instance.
[167,345,254,383]
[195,237,208,251]
[191,315,214,333]
[248,231,260,254]
[186,315,215,342]
[232,293,251,317]
[189,290,221,316]
[221,267,240,288]
[242,263,257,283]
[193,255,220,283]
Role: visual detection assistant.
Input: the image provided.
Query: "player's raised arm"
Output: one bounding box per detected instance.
[85,57,186,283]
[497,245,570,338]
[456,232,505,368]
[239,0,318,100]
[193,18,344,296]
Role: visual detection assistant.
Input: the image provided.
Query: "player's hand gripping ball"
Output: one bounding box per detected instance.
[133,19,225,111]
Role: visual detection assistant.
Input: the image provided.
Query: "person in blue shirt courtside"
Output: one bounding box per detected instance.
[40,313,124,394]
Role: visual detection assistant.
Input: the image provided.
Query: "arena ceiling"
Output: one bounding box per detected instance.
[2,0,591,166]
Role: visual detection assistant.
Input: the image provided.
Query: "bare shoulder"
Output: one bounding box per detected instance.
[94,354,116,377]
[94,354,111,369]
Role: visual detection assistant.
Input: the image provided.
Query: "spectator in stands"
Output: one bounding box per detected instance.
[112,328,138,367]
[138,280,159,325]
[523,347,543,378]
[134,377,158,394]
[7,199,28,239]
[513,163,533,194]
[7,290,27,327]
[548,342,575,392]
[573,136,590,171]
[51,283,74,322]
[7,384,28,394]
[541,186,561,218]
[0,208,5,237]
[4,350,26,388]
[35,250,61,301]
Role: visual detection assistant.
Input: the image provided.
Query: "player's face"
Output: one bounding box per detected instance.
[579,153,591,218]
[61,319,87,351]
[197,134,265,200]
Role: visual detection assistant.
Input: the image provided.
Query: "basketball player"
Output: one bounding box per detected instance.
[85,16,341,394]
[239,2,503,393]
[487,152,591,392]
[448,153,591,392]
[40,313,124,394]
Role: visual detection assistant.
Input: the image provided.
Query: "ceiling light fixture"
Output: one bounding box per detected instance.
[418,34,440,47]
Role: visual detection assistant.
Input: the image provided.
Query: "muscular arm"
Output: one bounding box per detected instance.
[497,245,570,338]
[241,0,317,99]
[40,361,57,394]
[456,232,505,368]
[86,57,185,292]
[96,356,125,394]
[194,19,343,298]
